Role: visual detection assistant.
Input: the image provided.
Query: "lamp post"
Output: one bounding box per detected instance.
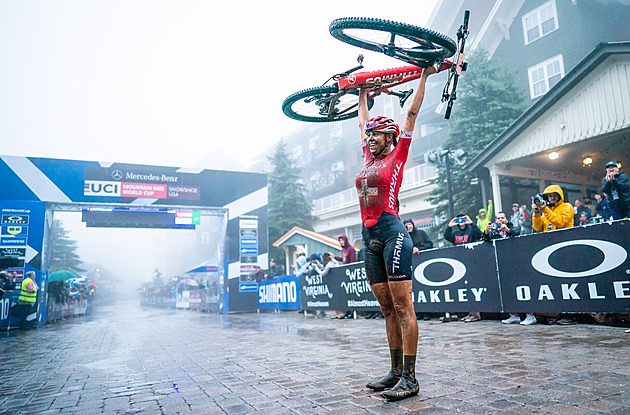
[425,147,467,220]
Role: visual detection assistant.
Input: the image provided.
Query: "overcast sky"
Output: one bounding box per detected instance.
[1,1,439,283]
[0,0,438,171]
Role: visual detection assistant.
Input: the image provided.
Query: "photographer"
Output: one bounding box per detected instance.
[482,211,519,241]
[531,185,576,325]
[531,185,574,232]
[444,213,482,245]
[601,161,630,220]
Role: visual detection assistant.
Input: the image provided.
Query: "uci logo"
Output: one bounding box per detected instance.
[7,226,23,235]
[414,258,467,286]
[531,239,627,278]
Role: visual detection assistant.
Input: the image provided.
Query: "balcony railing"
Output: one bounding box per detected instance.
[313,164,437,215]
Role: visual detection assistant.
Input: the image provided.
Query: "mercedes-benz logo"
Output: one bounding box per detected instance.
[111,169,123,180]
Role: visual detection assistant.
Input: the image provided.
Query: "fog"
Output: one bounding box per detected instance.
[54,211,224,292]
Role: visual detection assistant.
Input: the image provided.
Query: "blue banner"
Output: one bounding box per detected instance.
[258,274,301,310]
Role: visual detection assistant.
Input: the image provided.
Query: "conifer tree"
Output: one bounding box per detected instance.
[428,50,527,234]
[267,140,315,264]
[49,219,85,274]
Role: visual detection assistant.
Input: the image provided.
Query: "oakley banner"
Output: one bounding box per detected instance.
[300,241,501,313]
[411,242,501,313]
[496,220,630,313]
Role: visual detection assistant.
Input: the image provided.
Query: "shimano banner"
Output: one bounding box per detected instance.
[258,274,301,310]
[497,220,630,313]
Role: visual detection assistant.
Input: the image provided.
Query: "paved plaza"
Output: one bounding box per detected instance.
[0,301,629,414]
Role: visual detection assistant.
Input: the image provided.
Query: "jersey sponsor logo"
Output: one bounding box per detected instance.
[531,239,627,278]
[84,180,121,197]
[387,162,403,210]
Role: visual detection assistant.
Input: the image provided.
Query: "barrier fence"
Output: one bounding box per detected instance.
[261,220,630,314]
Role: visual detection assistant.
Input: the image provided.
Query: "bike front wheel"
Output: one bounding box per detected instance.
[329,17,456,66]
[282,85,374,123]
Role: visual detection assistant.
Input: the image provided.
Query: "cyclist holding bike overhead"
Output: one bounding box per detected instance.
[357,64,437,401]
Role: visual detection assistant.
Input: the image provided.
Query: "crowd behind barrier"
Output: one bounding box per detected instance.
[258,220,630,321]
[139,277,219,312]
[0,275,116,330]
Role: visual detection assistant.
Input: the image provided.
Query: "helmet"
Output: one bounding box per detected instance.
[364,116,400,139]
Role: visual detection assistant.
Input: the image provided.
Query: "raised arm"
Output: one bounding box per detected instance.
[401,65,437,132]
[358,88,370,142]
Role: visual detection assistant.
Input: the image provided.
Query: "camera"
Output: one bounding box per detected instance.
[455,216,466,224]
[532,193,546,207]
[491,222,501,230]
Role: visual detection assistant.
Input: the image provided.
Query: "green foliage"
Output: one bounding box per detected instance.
[267,140,315,264]
[49,219,85,274]
[428,50,527,233]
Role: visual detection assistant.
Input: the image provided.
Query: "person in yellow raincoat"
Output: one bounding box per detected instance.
[532,184,574,232]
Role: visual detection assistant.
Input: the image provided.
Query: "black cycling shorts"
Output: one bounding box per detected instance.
[362,212,413,285]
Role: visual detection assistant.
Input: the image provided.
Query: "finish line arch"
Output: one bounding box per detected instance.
[0,155,268,326]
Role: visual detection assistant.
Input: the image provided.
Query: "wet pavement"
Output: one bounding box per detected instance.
[0,302,629,415]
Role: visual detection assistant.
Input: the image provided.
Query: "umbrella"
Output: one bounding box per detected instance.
[178,278,200,286]
[49,270,79,282]
[185,258,219,274]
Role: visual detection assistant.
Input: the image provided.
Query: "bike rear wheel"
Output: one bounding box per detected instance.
[282,85,374,122]
[329,18,456,66]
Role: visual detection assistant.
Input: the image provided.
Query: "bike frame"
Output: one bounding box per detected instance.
[330,60,453,117]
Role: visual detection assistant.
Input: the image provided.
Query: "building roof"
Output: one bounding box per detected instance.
[273,226,342,252]
[466,41,630,171]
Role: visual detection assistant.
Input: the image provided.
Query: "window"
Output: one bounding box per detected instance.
[522,1,558,45]
[330,123,342,138]
[331,161,344,172]
[527,55,564,99]
[308,134,319,151]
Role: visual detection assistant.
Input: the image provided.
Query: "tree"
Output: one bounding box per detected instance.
[428,50,527,233]
[267,140,315,264]
[49,219,85,274]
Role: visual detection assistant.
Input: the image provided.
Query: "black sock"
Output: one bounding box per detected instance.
[403,355,416,380]
[390,349,403,376]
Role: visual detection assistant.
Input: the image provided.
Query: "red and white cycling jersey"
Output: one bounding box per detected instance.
[355,130,412,228]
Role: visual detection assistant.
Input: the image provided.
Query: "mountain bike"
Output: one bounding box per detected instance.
[282,11,469,122]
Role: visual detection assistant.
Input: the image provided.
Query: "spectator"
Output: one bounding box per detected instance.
[354,240,365,262]
[519,204,533,235]
[267,259,281,278]
[594,193,611,221]
[509,203,522,233]
[0,270,12,292]
[294,254,309,277]
[582,195,596,218]
[313,252,340,277]
[18,271,39,329]
[443,213,482,323]
[403,218,433,321]
[329,237,356,320]
[476,199,494,231]
[573,198,591,225]
[444,213,482,245]
[332,234,357,264]
[601,161,630,220]
[531,185,576,325]
[578,211,592,226]
[403,219,433,253]
[481,212,534,326]
[532,185,574,232]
